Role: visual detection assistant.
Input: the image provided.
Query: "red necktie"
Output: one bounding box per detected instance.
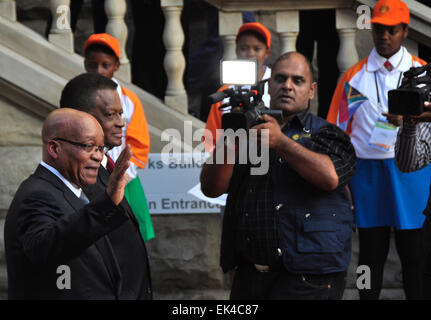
[384,60,393,72]
[106,154,115,174]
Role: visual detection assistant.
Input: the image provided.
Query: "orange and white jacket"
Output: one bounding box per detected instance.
[107,78,150,179]
[327,46,426,159]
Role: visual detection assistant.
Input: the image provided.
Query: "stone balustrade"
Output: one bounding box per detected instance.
[2,0,431,114]
[161,0,188,114]
[105,0,131,82]
[46,0,132,82]
[48,0,74,53]
[0,0,16,21]
[206,0,361,80]
[336,8,360,75]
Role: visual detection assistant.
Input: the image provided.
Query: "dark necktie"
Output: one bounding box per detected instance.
[106,154,115,174]
[384,60,393,72]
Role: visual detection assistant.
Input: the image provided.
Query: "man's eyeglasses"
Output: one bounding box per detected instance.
[53,138,105,153]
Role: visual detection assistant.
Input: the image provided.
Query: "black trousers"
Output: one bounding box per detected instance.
[423,216,431,299]
[230,262,347,300]
[357,227,424,300]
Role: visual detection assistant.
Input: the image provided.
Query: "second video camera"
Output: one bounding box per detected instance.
[388,63,431,116]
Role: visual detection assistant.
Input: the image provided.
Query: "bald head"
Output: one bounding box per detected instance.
[268,52,317,120]
[42,108,102,146]
[42,108,104,187]
[272,52,314,83]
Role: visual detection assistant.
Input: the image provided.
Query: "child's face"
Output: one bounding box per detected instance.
[236,34,270,74]
[84,51,120,79]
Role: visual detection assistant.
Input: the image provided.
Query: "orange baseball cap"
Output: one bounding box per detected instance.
[236,22,271,49]
[370,0,410,26]
[84,33,121,59]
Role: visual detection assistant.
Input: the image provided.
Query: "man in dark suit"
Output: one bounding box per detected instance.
[59,73,152,299]
[4,108,132,299]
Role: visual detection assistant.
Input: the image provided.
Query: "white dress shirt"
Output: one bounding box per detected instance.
[40,161,89,202]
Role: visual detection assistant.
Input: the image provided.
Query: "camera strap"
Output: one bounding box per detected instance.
[374,71,403,110]
[369,71,402,152]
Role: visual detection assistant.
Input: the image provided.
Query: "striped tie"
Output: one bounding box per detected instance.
[384,60,393,72]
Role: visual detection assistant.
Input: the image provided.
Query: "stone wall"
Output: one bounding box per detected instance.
[147,214,230,299]
[0,94,44,299]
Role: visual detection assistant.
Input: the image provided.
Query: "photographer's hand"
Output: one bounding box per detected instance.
[404,101,431,125]
[253,115,338,191]
[382,112,402,127]
[252,114,283,150]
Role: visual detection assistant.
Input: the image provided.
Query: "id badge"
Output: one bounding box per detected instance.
[368,117,398,152]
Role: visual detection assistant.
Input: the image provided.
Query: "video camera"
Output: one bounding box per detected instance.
[388,63,431,116]
[207,59,283,131]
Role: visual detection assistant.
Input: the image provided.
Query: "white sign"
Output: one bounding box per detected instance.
[138,153,226,214]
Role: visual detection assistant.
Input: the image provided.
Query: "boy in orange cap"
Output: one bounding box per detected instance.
[203,22,272,151]
[84,33,154,241]
[327,0,429,300]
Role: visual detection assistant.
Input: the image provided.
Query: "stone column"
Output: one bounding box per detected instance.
[105,0,131,83]
[161,0,188,114]
[48,0,74,53]
[219,11,242,60]
[336,8,359,76]
[0,0,16,21]
[275,10,299,54]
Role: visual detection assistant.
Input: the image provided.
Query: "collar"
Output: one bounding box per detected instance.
[367,46,412,73]
[111,77,123,104]
[40,161,84,199]
[262,66,271,80]
[282,108,310,132]
[101,154,108,169]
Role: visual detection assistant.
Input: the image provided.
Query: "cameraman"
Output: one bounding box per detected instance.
[204,22,272,151]
[395,100,431,299]
[200,52,356,300]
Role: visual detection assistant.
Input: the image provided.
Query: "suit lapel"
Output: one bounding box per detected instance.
[35,164,122,298]
[97,165,110,187]
[34,165,84,212]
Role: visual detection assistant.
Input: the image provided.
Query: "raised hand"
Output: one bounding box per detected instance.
[106,145,132,205]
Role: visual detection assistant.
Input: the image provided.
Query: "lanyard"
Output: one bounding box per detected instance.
[374,71,403,107]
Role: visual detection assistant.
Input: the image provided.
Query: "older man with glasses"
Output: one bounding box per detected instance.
[4,108,132,299]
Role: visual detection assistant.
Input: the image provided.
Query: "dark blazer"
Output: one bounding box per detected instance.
[4,165,128,299]
[84,166,152,299]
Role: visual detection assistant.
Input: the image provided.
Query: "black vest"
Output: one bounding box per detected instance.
[220,112,355,274]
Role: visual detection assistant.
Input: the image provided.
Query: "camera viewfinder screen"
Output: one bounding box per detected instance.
[221,60,257,86]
